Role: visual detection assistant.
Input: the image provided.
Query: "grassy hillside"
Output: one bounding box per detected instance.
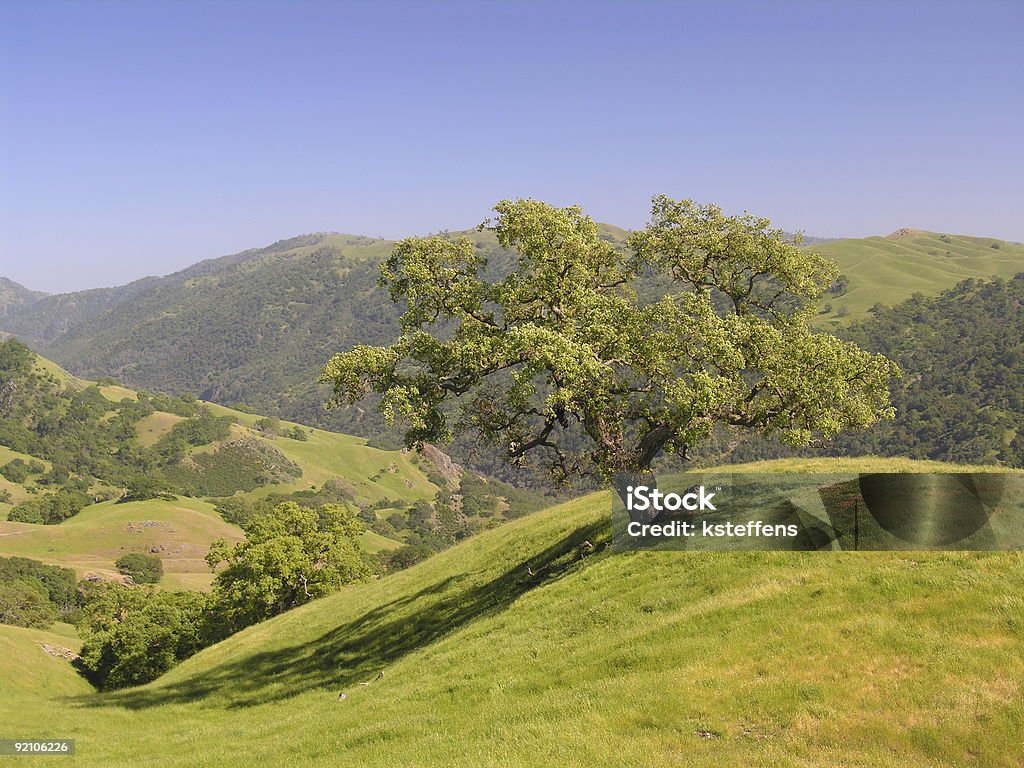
[0,497,242,590]
[1,344,546,585]
[812,230,1024,324]
[0,343,447,585]
[3,458,1021,767]
[0,623,92,699]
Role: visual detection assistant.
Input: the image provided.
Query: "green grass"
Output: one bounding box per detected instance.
[811,231,1024,324]
[134,411,185,448]
[2,457,1022,766]
[200,403,439,508]
[360,529,404,553]
[709,456,1017,474]
[0,624,92,700]
[97,384,138,402]
[0,497,242,591]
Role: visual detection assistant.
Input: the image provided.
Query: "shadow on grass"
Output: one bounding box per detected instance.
[70,518,608,710]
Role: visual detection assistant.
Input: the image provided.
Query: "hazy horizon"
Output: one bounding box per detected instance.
[3,0,1022,293]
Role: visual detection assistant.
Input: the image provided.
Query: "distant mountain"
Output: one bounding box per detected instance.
[0,277,47,324]
[2,223,1020,475]
[0,226,625,445]
[0,234,388,347]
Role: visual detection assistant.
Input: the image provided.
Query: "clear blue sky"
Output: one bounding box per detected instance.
[2,0,1022,293]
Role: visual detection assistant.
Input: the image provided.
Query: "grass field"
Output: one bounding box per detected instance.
[2,458,1022,767]
[0,624,92,700]
[0,497,242,590]
[811,231,1024,324]
[133,411,184,448]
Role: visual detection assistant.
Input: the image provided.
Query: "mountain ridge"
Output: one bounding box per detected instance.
[2,225,1021,474]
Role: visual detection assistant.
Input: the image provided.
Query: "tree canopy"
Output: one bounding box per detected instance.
[205,502,370,635]
[322,197,899,486]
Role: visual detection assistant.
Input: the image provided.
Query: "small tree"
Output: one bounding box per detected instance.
[115,553,164,584]
[205,502,370,635]
[0,579,56,628]
[322,197,899,500]
[76,583,210,689]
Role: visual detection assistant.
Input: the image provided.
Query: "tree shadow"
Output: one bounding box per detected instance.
[69,518,608,710]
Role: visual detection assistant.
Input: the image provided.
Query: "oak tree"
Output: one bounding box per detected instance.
[322,197,899,497]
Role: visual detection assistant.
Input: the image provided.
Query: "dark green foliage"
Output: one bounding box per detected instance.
[0,337,34,383]
[0,579,56,628]
[828,275,850,296]
[144,391,199,417]
[834,275,1024,466]
[115,553,164,584]
[8,488,91,524]
[382,544,434,571]
[0,556,78,615]
[76,583,212,690]
[211,496,256,526]
[120,475,174,502]
[162,437,302,496]
[205,502,370,637]
[0,340,153,489]
[728,274,1024,468]
[253,417,281,436]
[0,489,11,504]
[210,479,358,529]
[0,458,31,483]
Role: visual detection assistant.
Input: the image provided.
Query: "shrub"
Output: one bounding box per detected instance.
[120,475,174,502]
[115,553,164,584]
[211,496,256,526]
[8,489,91,524]
[0,459,30,483]
[0,556,78,613]
[0,580,56,628]
[254,417,281,436]
[382,544,434,572]
[76,585,211,689]
[161,437,301,496]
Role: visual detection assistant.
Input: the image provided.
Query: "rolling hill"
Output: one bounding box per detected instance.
[0,344,550,589]
[2,225,1020,435]
[2,458,1022,767]
[813,230,1024,324]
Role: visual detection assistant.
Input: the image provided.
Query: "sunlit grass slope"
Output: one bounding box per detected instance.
[3,458,1022,767]
[812,231,1024,324]
[0,624,92,700]
[201,401,437,507]
[0,498,242,590]
[712,456,1015,473]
